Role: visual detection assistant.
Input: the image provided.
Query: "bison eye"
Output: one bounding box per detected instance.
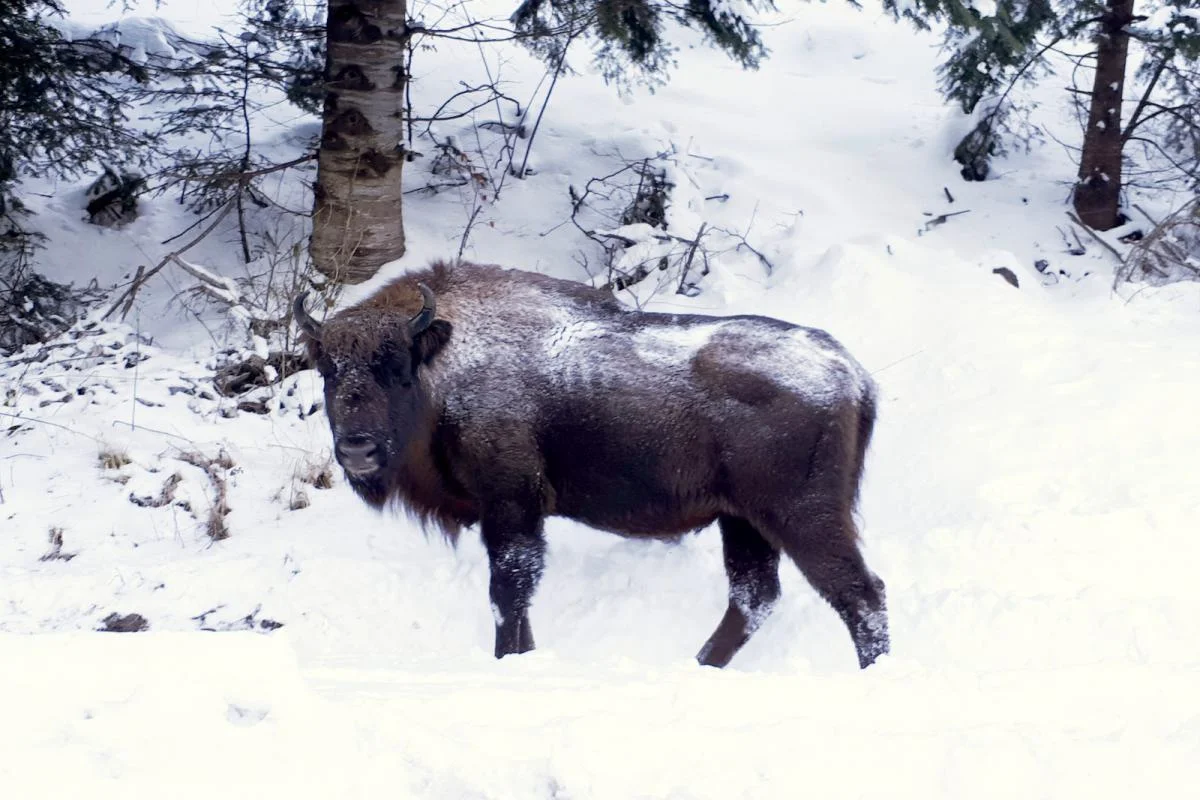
[371,349,411,386]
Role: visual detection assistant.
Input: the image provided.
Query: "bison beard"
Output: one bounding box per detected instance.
[297,260,889,670]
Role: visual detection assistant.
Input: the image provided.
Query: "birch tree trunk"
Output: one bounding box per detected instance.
[311,0,408,284]
[1072,0,1135,231]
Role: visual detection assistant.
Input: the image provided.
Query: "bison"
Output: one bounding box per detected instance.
[294,260,888,669]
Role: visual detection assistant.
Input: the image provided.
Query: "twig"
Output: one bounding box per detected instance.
[677,223,708,295]
[236,48,254,265]
[1132,203,1159,226]
[236,186,251,264]
[404,179,470,195]
[711,224,775,275]
[515,32,576,179]
[131,312,141,432]
[922,209,972,231]
[1066,211,1124,262]
[117,265,145,320]
[110,420,195,443]
[734,237,775,275]
[972,30,1072,145]
[870,349,925,377]
[158,153,317,189]
[161,201,230,246]
[1071,227,1087,253]
[0,411,103,443]
[504,64,550,180]
[457,204,484,261]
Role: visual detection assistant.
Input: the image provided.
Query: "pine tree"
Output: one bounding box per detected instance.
[510,0,774,89]
[885,0,1200,231]
[1072,0,1136,230]
[0,0,149,256]
[0,1,156,350]
[1123,2,1200,195]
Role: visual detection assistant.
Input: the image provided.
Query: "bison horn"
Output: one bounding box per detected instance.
[409,283,436,335]
[292,292,323,340]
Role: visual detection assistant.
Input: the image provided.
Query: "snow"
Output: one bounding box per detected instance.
[4,0,1200,797]
[967,0,997,18]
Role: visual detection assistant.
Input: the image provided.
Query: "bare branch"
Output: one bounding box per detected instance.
[1122,58,1169,143]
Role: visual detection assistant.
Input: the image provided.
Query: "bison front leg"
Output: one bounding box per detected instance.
[697,515,781,668]
[481,499,546,659]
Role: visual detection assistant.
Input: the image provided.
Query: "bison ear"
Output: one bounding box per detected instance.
[412,319,452,365]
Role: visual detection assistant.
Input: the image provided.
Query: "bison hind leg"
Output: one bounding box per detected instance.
[696,515,782,669]
[773,503,889,669]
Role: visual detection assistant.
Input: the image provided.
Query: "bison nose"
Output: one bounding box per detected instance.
[336,434,382,474]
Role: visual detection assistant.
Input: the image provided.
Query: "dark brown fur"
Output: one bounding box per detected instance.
[301,260,889,669]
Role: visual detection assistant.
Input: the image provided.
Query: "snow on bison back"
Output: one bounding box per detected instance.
[294,260,888,669]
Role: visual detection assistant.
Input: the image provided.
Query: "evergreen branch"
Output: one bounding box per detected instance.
[976,30,1071,140]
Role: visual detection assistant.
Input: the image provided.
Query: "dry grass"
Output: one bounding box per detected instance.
[297,457,334,490]
[98,446,131,470]
[280,455,334,512]
[39,527,77,562]
[176,448,235,541]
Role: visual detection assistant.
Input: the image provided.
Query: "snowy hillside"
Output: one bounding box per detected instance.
[3,0,1199,797]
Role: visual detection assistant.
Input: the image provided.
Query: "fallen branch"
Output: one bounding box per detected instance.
[1132,203,1159,226]
[172,255,240,305]
[922,209,972,232]
[677,223,709,296]
[1066,211,1124,263]
[103,200,236,321]
[170,255,273,329]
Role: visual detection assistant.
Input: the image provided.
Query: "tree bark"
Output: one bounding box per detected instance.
[311,0,408,284]
[1072,0,1135,231]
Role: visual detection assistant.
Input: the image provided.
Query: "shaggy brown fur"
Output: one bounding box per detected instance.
[299,260,888,669]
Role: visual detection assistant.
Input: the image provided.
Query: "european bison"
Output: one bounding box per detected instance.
[294,260,888,669]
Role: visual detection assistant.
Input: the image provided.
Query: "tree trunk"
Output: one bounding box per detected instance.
[311,0,408,284]
[1072,0,1135,231]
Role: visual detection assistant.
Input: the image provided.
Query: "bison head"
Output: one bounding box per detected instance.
[294,286,451,495]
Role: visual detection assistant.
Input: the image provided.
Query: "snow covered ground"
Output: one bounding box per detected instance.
[3,0,1199,796]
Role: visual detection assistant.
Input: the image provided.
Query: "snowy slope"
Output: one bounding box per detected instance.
[3,0,1200,797]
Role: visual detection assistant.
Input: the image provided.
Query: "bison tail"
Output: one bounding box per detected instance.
[850,379,877,514]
